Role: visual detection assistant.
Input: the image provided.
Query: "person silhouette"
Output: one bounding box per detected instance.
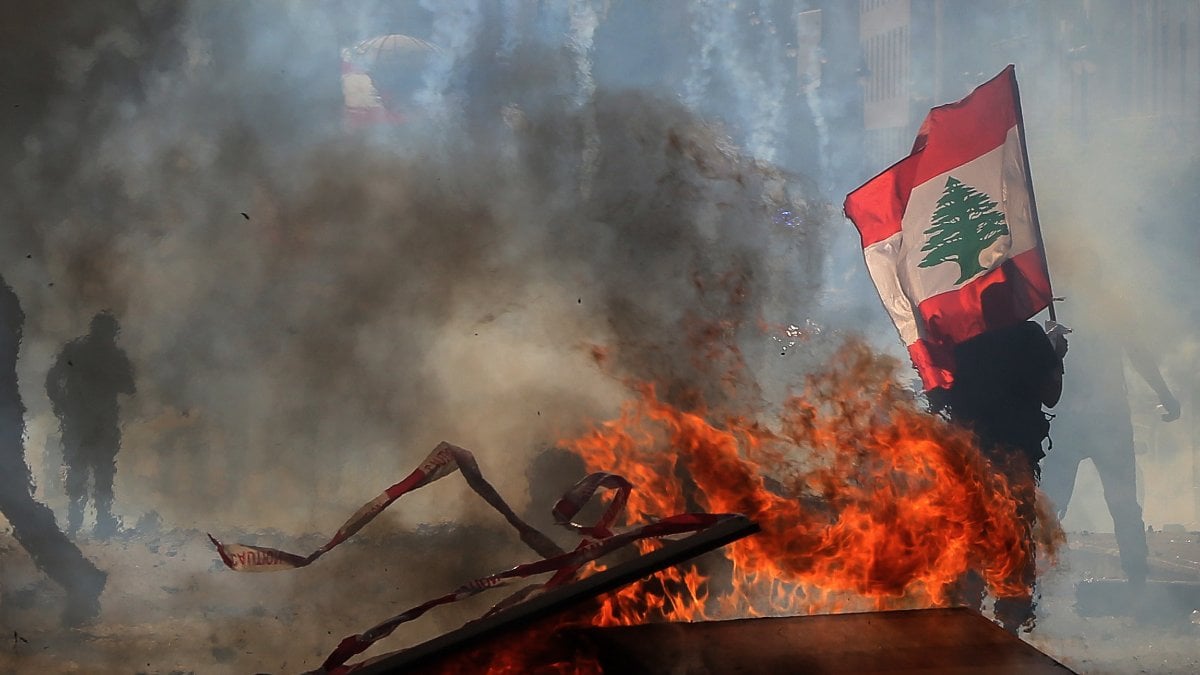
[1040,254,1178,589]
[934,282,1067,633]
[0,275,106,625]
[46,311,136,540]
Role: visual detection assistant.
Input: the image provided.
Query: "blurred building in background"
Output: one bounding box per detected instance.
[858,0,1200,167]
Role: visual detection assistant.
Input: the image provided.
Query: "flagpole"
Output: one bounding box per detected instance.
[1008,65,1056,322]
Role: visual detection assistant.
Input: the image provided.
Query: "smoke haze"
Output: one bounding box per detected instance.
[1,1,1198,673]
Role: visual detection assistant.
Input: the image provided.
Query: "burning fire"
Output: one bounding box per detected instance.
[566,338,1061,626]
[434,608,603,675]
[444,338,1063,674]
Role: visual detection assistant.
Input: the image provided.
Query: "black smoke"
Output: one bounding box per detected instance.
[0,3,830,669]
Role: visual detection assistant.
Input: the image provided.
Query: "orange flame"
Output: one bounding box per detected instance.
[436,607,602,675]
[476,338,1061,673]
[565,338,1060,625]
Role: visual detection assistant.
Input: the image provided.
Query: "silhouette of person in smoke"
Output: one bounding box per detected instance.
[933,283,1066,633]
[0,275,107,625]
[46,311,136,540]
[1040,254,1178,589]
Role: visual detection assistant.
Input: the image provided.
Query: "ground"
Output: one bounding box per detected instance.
[0,527,1198,674]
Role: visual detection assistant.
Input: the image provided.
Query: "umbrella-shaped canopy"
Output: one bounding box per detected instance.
[341,33,439,72]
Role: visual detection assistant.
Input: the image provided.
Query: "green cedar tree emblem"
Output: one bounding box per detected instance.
[917,176,1010,284]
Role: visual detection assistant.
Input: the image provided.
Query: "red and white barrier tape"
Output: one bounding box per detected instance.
[208,441,734,673]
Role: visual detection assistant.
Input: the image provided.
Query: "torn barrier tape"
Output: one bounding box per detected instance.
[209,441,562,572]
[209,441,733,672]
[321,513,732,673]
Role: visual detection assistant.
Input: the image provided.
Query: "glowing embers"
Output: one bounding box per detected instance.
[351,516,759,674]
[565,339,1060,626]
[216,339,1060,673]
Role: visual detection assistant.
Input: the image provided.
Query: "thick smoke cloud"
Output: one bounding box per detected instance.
[0,4,829,669]
[4,1,1195,673]
[2,0,827,532]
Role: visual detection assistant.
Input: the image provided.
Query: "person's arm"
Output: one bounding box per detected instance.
[1040,324,1067,407]
[1126,341,1179,421]
[1040,358,1064,407]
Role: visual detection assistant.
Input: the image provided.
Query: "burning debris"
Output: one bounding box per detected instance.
[358,516,760,674]
[209,337,1064,672]
[10,5,1196,673]
[567,339,1064,626]
[210,442,748,672]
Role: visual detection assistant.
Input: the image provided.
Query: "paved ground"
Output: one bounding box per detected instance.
[1030,530,1200,675]
[0,528,1197,674]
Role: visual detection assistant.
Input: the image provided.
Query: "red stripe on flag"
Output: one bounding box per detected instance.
[916,250,1051,346]
[907,340,954,391]
[843,151,923,249]
[844,65,1055,391]
[909,65,1019,187]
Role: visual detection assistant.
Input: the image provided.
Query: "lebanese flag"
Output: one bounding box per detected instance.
[844,65,1053,390]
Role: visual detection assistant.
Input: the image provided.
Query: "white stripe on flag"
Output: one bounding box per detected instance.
[897,127,1035,303]
[863,232,920,346]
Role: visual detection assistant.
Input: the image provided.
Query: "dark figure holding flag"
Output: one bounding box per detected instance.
[845,66,1063,632]
[46,311,136,540]
[931,287,1067,631]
